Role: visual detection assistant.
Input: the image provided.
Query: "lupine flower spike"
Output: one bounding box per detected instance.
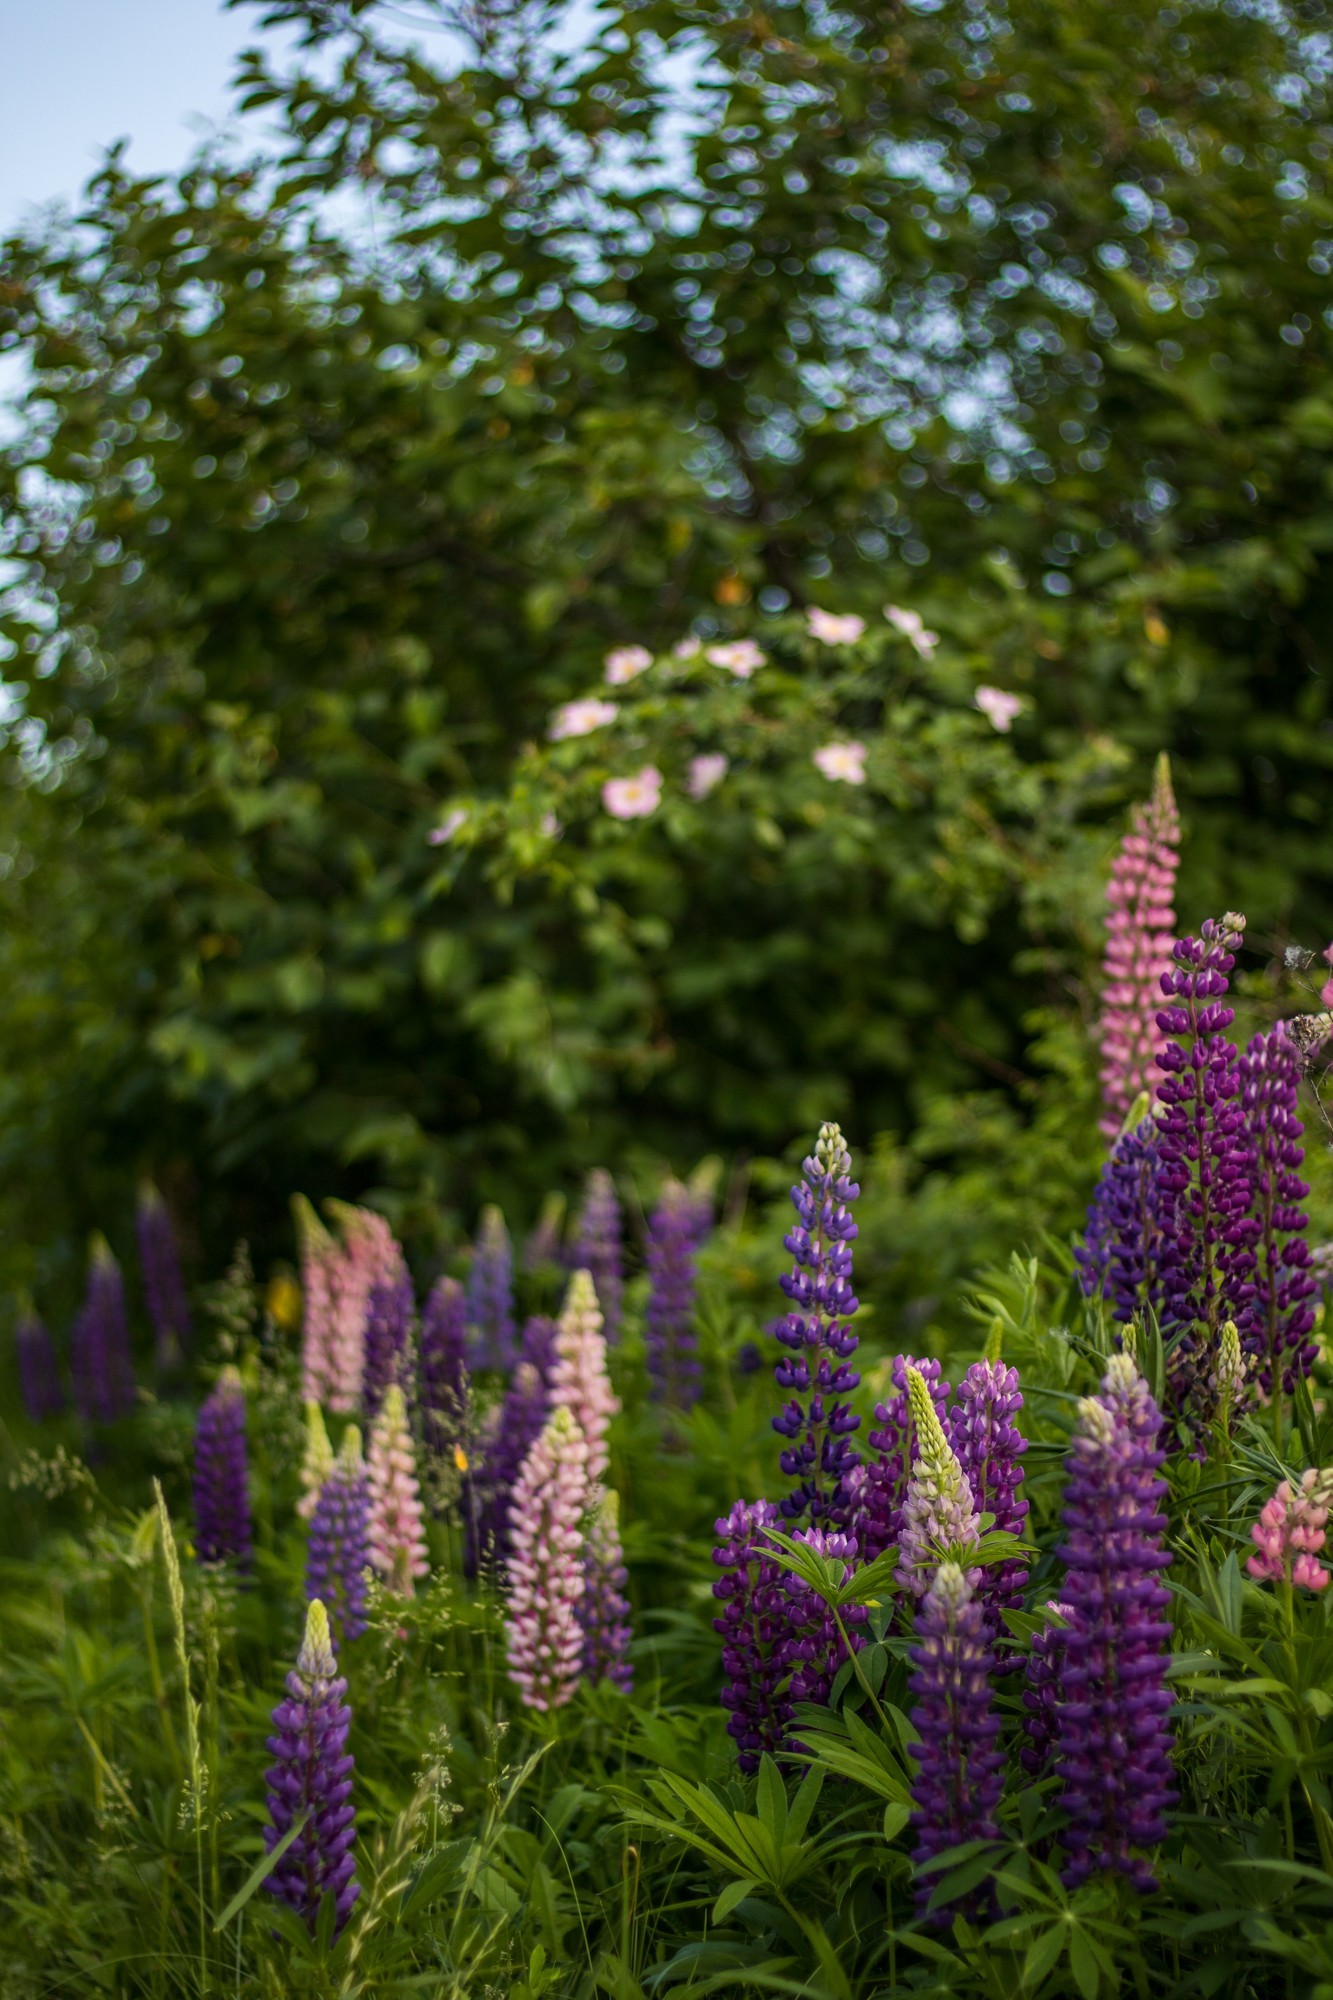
[579,1486,634,1692]
[1210,1318,1248,1441]
[948,1356,1029,1633]
[573,1169,625,1343]
[295,1195,340,1410]
[367,1384,429,1595]
[772,1122,862,1525]
[263,1599,359,1936]
[551,1270,620,1485]
[644,1179,704,1410]
[419,1275,469,1460]
[1056,1354,1174,1891]
[711,1499,794,1770]
[298,1400,335,1523]
[307,1426,372,1643]
[473,1315,557,1571]
[137,1181,192,1370]
[897,1367,980,1596]
[907,1561,1005,1920]
[1020,1602,1071,1775]
[848,1355,950,1563]
[1076,1104,1177,1326]
[1098,755,1181,1137]
[323,1203,405,1414]
[505,1405,589,1711]
[1247,1468,1333,1591]
[466,1204,517,1371]
[1236,1025,1318,1398]
[14,1301,64,1422]
[194,1366,253,1567]
[71,1234,135,1424]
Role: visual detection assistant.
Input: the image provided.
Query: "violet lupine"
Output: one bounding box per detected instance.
[948,1357,1029,1632]
[1020,1604,1071,1775]
[551,1270,620,1485]
[897,1367,980,1597]
[136,1181,192,1371]
[579,1486,634,1692]
[505,1405,589,1711]
[1056,1353,1174,1891]
[644,1179,704,1410]
[772,1122,862,1526]
[572,1168,624,1344]
[298,1400,335,1523]
[307,1425,372,1643]
[367,1384,429,1596]
[419,1274,469,1460]
[1235,1025,1318,1396]
[782,1526,869,1706]
[193,1366,252,1567]
[472,1316,559,1571]
[907,1562,1005,1919]
[71,1235,135,1424]
[849,1355,950,1563]
[466,1204,517,1371]
[711,1498,795,1772]
[14,1303,64,1421]
[1075,1112,1177,1326]
[1098,754,1181,1138]
[1246,1468,1333,1592]
[362,1266,415,1420]
[263,1599,359,1936]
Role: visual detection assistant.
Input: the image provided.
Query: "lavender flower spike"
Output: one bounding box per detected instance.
[419,1275,469,1461]
[1236,1025,1318,1396]
[1076,1108,1177,1327]
[506,1406,589,1711]
[898,1367,979,1596]
[908,1561,1005,1920]
[137,1181,193,1371]
[467,1204,517,1371]
[948,1356,1029,1630]
[772,1122,862,1525]
[644,1179,704,1410]
[1056,1354,1174,1892]
[362,1264,415,1420]
[472,1314,557,1572]
[573,1169,625,1343]
[263,1599,359,1936]
[71,1234,135,1424]
[14,1301,64,1422]
[579,1486,634,1692]
[307,1425,372,1645]
[194,1366,253,1568]
[711,1498,793,1772]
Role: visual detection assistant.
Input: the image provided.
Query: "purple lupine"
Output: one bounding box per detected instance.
[1235,1025,1318,1396]
[71,1236,135,1424]
[782,1525,869,1706]
[772,1123,862,1525]
[849,1355,950,1563]
[136,1181,192,1372]
[579,1486,634,1692]
[307,1426,371,1645]
[471,1314,558,1572]
[466,1205,517,1371]
[948,1359,1029,1635]
[193,1366,252,1567]
[1020,1605,1070,1774]
[419,1274,469,1459]
[362,1267,414,1420]
[14,1303,64,1421]
[1056,1354,1174,1892]
[907,1561,1005,1920]
[712,1498,796,1772]
[644,1179,704,1410]
[572,1168,624,1343]
[263,1599,359,1935]
[1075,1114,1177,1326]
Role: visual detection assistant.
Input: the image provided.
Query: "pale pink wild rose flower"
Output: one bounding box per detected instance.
[687,753,728,800]
[428,807,469,845]
[706,639,765,678]
[813,741,867,785]
[974,685,1024,733]
[550,697,618,741]
[884,604,939,657]
[604,644,653,685]
[602,766,663,820]
[807,607,866,645]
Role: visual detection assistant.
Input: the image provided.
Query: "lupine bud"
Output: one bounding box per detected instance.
[772,1123,862,1525]
[71,1235,135,1423]
[1056,1355,1174,1891]
[849,1355,950,1562]
[505,1406,589,1711]
[579,1486,633,1692]
[1097,756,1181,1137]
[644,1180,705,1409]
[1235,1025,1318,1395]
[472,1314,558,1571]
[1076,1113,1177,1326]
[14,1302,64,1422]
[362,1266,415,1420]
[711,1498,795,1772]
[897,1367,979,1595]
[137,1181,192,1371]
[1210,1317,1248,1433]
[419,1275,468,1460]
[948,1358,1029,1631]
[367,1384,429,1595]
[551,1270,619,1485]
[194,1366,252,1568]
[466,1204,517,1371]
[263,1600,359,1935]
[572,1169,624,1343]
[1246,1468,1333,1591]
[907,1562,1004,1920]
[297,1400,335,1522]
[307,1426,372,1644]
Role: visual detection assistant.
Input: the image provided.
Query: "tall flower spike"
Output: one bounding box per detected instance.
[466,1204,517,1371]
[472,1314,557,1572]
[1235,1025,1318,1396]
[644,1179,704,1410]
[850,1355,950,1563]
[1098,755,1181,1137]
[1056,1354,1174,1891]
[772,1122,862,1525]
[782,1526,869,1706]
[907,1562,1005,1921]
[1247,1467,1333,1592]
[551,1270,620,1485]
[367,1384,429,1595]
[295,1194,340,1409]
[1020,1603,1071,1775]
[323,1203,404,1414]
[194,1366,252,1567]
[263,1599,359,1936]
[1076,1111,1177,1326]
[948,1358,1029,1632]
[362,1265,415,1420]
[572,1169,624,1343]
[505,1405,589,1711]
[14,1301,64,1422]
[419,1275,469,1461]
[711,1498,794,1772]
[137,1181,192,1371]
[579,1486,634,1692]
[897,1367,979,1596]
[298,1400,335,1522]
[307,1426,372,1643]
[71,1234,135,1424]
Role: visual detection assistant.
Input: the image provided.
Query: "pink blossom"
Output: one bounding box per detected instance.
[551,1268,620,1484]
[321,1202,407,1413]
[1097,755,1181,1137]
[974,685,1024,733]
[602,766,663,820]
[807,607,866,645]
[427,807,469,846]
[706,639,766,679]
[505,1405,589,1710]
[673,635,702,660]
[604,644,653,685]
[813,740,867,785]
[687,753,728,800]
[884,604,939,657]
[367,1384,429,1596]
[1321,941,1333,1009]
[1247,1467,1333,1592]
[295,1196,340,1409]
[549,697,618,741]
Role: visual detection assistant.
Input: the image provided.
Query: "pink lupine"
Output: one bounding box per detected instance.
[1097,755,1181,1138]
[1247,1468,1333,1592]
[367,1384,429,1595]
[324,1202,406,1414]
[550,1269,620,1485]
[295,1196,340,1408]
[505,1405,589,1711]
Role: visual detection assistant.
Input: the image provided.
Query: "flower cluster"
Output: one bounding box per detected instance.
[1247,1468,1333,1591]
[263,1600,359,1936]
[710,1499,797,1772]
[772,1123,862,1524]
[505,1406,589,1711]
[193,1366,252,1567]
[1097,757,1181,1137]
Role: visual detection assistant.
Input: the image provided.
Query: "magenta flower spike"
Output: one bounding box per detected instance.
[505,1405,589,1711]
[193,1366,252,1568]
[907,1562,1005,1920]
[366,1384,429,1596]
[550,1270,619,1486]
[1097,755,1181,1138]
[579,1486,633,1692]
[263,1600,359,1936]
[1247,1468,1333,1591]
